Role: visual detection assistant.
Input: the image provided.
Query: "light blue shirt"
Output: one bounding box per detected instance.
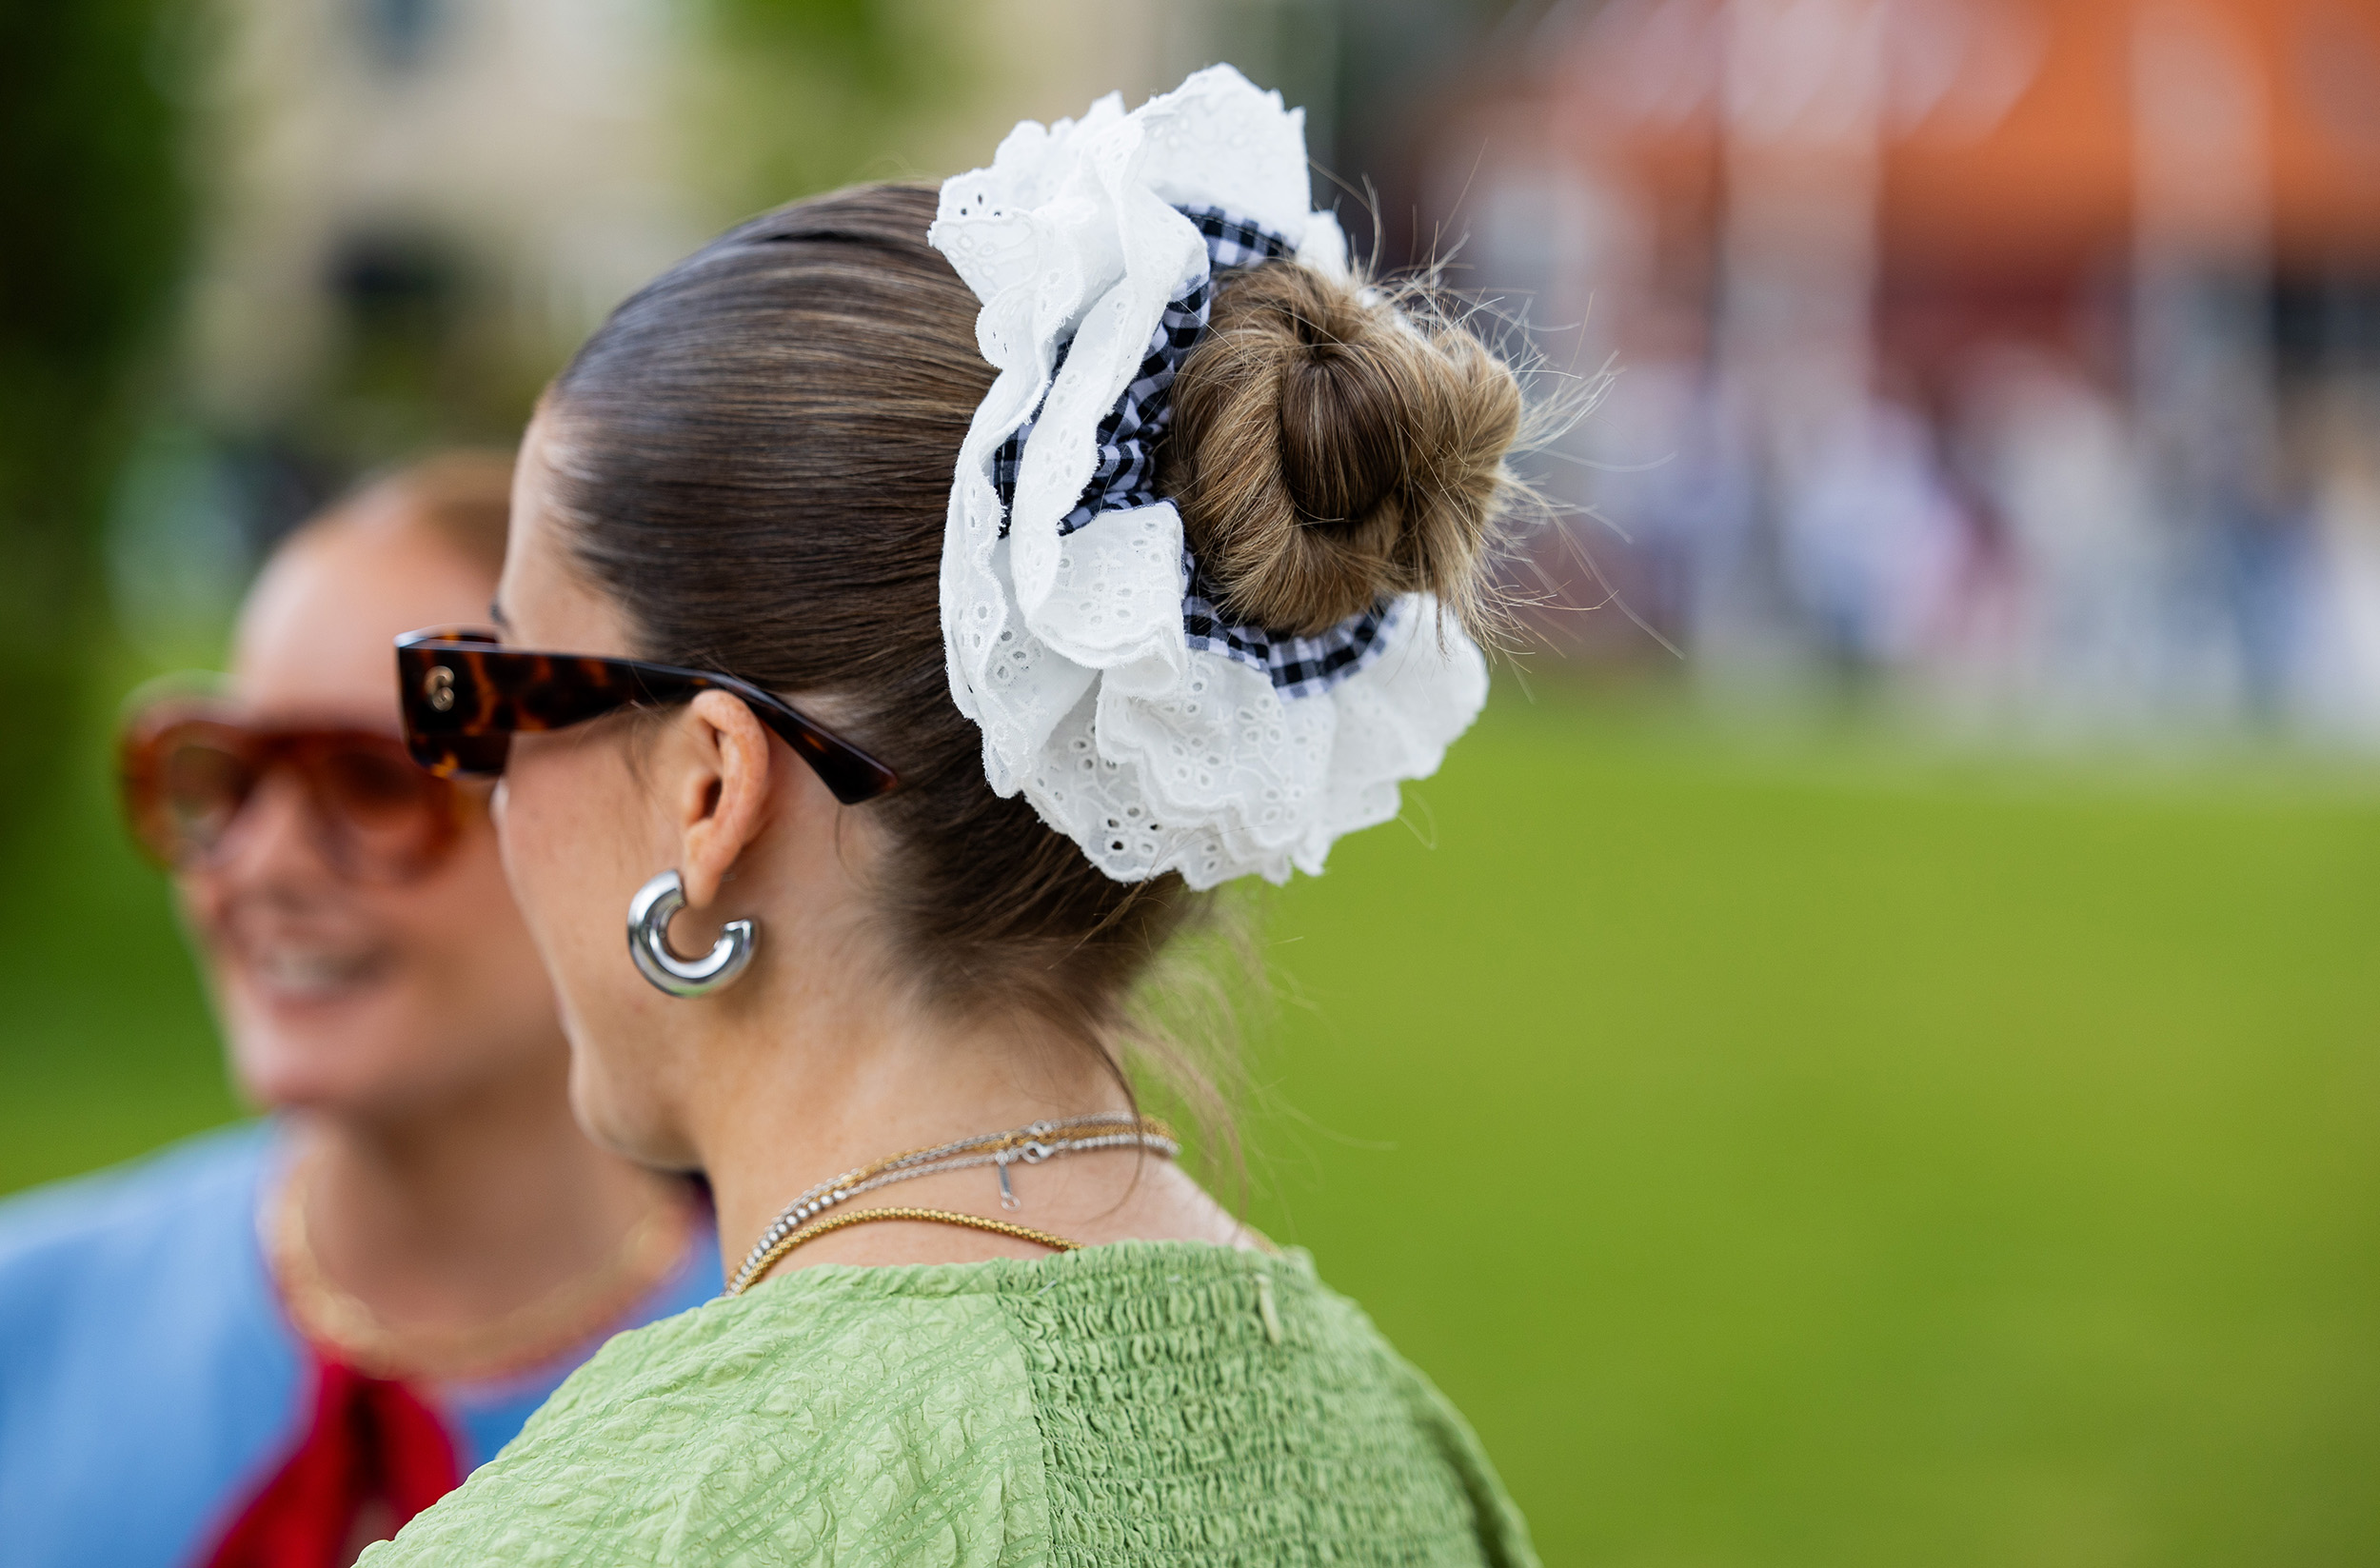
[0,1122,719,1568]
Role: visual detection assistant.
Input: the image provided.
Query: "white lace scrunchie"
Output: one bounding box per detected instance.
[928,64,1489,890]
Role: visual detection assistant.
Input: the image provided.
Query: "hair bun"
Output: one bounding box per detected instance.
[1164,263,1524,638]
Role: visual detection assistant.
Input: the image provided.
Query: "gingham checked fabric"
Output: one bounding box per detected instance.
[994,207,1396,700]
[1181,548,1399,699]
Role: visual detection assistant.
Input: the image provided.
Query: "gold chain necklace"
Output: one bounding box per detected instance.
[268,1154,694,1382]
[724,1112,1178,1297]
[727,1206,1082,1295]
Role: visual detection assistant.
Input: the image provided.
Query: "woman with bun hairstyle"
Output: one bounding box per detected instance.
[369,69,1536,1564]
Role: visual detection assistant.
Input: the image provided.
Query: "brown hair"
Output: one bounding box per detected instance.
[1166,265,1523,637]
[299,448,515,576]
[539,183,1521,1103]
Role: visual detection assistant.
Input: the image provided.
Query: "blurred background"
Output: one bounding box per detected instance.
[4,0,2377,1562]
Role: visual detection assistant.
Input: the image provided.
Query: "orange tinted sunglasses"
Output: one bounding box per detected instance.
[119,695,476,883]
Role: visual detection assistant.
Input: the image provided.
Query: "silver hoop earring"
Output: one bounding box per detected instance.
[627,869,756,999]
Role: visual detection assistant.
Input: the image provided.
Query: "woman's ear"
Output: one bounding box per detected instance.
[672,690,775,909]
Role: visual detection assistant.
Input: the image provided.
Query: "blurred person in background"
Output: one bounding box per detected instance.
[0,454,720,1568]
[1776,394,1968,676]
[1576,346,1757,657]
[2300,385,2380,738]
[1958,347,2170,722]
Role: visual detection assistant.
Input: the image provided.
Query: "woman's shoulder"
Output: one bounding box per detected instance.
[0,1124,305,1568]
[366,1240,1537,1567]
[1000,1241,1539,1566]
[0,1122,268,1264]
[363,1261,1052,1566]
[0,1121,273,1326]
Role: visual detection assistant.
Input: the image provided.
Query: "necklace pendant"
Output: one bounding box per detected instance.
[997,1158,1021,1211]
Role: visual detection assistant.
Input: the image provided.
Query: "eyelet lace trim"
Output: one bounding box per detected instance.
[928,65,1487,888]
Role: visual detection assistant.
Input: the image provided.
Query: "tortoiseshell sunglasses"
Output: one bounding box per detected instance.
[393,628,899,804]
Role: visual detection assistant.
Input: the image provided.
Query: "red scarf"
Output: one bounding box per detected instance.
[202,1351,462,1568]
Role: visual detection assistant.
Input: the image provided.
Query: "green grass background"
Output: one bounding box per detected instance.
[7,688,2377,1565]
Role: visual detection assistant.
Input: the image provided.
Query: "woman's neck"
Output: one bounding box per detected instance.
[695,1006,1118,1265]
[291,1061,670,1334]
[681,979,1246,1279]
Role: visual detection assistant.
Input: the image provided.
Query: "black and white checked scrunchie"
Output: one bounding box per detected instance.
[993,207,1396,702]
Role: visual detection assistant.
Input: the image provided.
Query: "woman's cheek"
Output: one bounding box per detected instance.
[174,873,229,967]
[496,738,649,1025]
[490,748,586,963]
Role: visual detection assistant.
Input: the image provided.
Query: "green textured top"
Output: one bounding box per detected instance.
[360,1241,1537,1566]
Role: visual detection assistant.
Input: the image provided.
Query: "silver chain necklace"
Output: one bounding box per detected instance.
[725,1113,1179,1296]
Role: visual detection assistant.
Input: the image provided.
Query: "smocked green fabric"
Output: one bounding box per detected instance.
[360,1241,1535,1566]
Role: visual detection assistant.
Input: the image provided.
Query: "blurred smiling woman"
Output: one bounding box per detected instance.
[0,455,718,1568]
[370,69,1536,1565]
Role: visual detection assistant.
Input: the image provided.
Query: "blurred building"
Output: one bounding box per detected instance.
[186,0,700,450]
[1433,0,2380,738]
[115,0,692,652]
[114,0,1288,653]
